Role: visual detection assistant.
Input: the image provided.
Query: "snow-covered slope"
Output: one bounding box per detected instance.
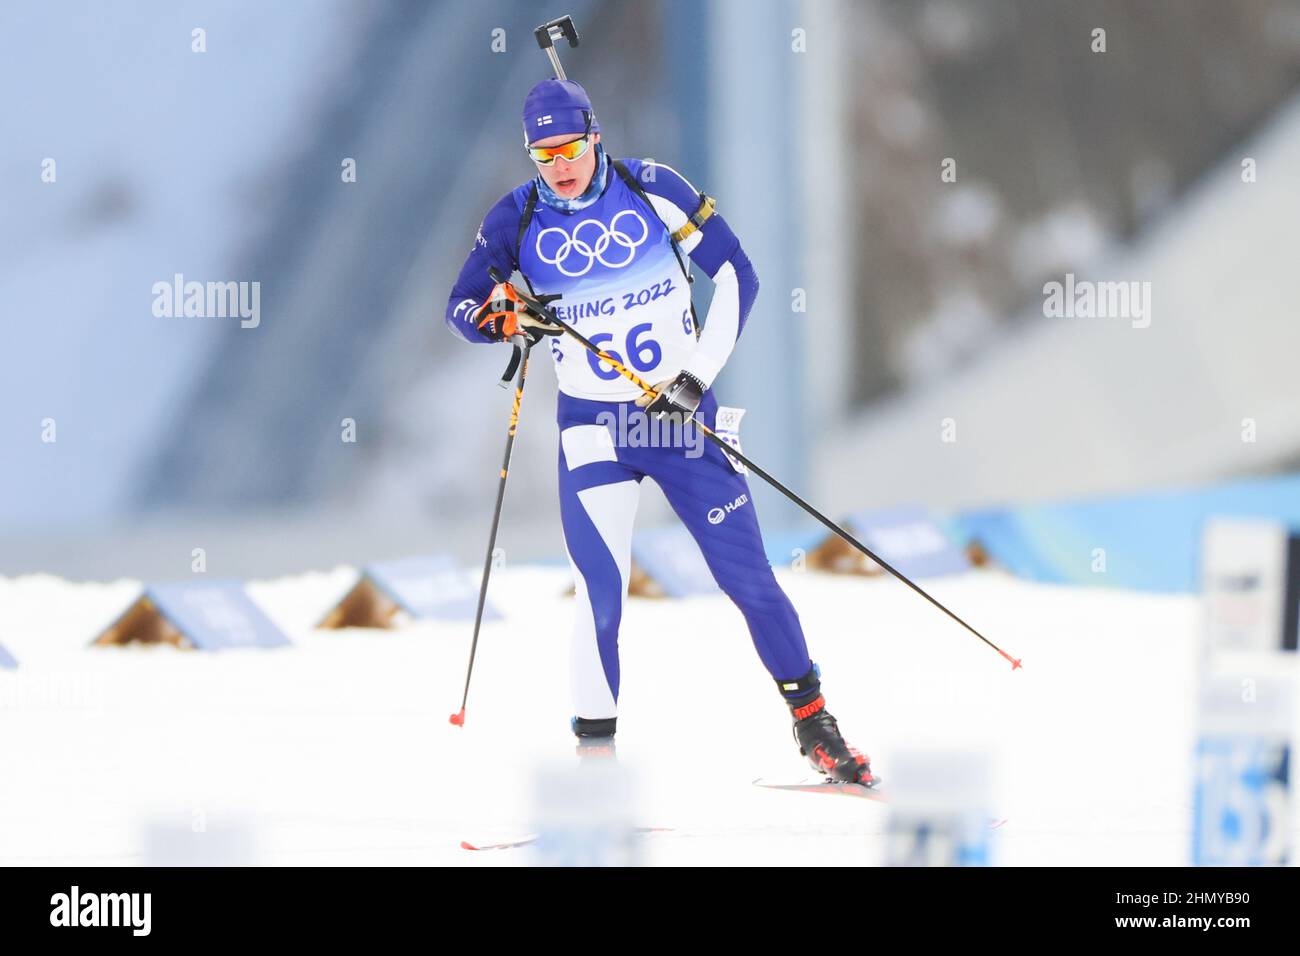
[0,565,1271,865]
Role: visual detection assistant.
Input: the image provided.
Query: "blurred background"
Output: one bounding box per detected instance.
[4,0,1300,581]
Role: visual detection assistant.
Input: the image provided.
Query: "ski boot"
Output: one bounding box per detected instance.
[571,716,617,761]
[777,665,877,787]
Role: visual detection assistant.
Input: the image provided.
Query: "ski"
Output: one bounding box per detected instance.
[460,834,539,852]
[460,826,672,852]
[754,777,1010,829]
[752,776,889,802]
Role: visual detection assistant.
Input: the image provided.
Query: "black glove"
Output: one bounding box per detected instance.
[636,370,705,420]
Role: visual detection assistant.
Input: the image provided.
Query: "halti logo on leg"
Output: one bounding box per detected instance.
[707,493,749,524]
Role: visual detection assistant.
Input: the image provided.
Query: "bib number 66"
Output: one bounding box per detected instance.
[587,322,662,381]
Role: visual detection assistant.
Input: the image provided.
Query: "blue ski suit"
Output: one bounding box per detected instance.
[446,154,813,722]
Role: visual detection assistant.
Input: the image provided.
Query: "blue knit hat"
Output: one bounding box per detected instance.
[522,78,599,144]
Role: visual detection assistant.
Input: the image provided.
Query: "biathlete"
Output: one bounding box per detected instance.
[445,77,874,786]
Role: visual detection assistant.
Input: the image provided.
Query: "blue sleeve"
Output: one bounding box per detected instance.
[710,227,760,337]
[625,158,760,337]
[445,191,525,344]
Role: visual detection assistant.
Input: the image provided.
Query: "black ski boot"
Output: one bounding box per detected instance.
[571,716,617,761]
[777,665,876,787]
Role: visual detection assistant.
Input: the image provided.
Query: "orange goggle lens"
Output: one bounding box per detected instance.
[526,135,592,165]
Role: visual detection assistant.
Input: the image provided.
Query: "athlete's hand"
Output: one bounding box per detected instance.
[636,370,705,420]
[474,281,563,344]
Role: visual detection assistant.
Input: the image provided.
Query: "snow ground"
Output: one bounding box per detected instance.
[0,565,1285,866]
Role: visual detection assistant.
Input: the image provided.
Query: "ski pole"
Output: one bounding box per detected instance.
[519,295,1022,671]
[449,336,535,728]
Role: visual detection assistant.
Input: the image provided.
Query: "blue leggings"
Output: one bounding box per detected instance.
[557,389,812,720]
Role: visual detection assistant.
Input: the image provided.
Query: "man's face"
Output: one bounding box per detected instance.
[530,131,601,198]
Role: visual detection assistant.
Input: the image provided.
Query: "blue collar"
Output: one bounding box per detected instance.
[535,143,609,212]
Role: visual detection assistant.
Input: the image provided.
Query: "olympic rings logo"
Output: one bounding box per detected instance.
[536,210,649,277]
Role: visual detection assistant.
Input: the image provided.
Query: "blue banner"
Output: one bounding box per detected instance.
[846,504,970,579]
[145,581,292,651]
[631,526,720,598]
[364,554,502,622]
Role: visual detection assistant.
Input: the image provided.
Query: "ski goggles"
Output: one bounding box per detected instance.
[526,133,593,166]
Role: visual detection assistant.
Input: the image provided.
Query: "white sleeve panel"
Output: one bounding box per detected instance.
[647,193,687,233]
[679,227,705,256]
[683,260,739,388]
[643,170,735,387]
[647,193,706,256]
